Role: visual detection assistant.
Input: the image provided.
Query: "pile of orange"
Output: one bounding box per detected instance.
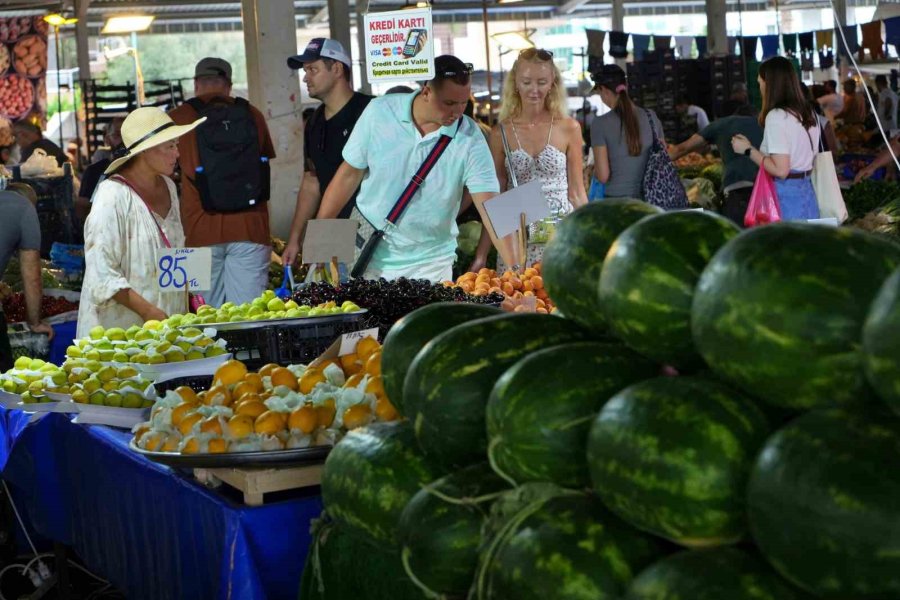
[450,264,555,314]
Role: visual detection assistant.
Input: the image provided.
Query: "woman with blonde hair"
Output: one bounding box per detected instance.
[77,106,205,337]
[470,48,586,271]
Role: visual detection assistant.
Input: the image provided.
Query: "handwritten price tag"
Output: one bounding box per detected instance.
[339,328,380,356]
[155,248,212,292]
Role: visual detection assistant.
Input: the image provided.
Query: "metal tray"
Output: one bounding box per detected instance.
[186,309,368,332]
[128,439,332,469]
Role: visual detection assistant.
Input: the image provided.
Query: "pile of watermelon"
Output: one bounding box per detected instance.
[302,199,900,600]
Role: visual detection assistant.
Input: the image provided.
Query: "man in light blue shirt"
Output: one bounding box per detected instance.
[316,55,500,282]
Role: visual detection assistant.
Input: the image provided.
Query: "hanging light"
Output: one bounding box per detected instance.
[44,14,78,27]
[101,15,155,35]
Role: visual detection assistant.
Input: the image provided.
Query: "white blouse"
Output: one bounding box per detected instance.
[76,176,187,338]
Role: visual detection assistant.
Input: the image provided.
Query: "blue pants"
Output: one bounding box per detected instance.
[774,176,820,221]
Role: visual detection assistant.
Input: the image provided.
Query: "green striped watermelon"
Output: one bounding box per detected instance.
[299,517,426,600]
[623,547,811,600]
[381,302,501,417]
[486,341,658,488]
[475,488,666,600]
[587,376,770,547]
[599,211,740,370]
[321,421,441,547]
[747,407,900,598]
[542,199,662,333]
[863,267,900,414]
[404,313,590,470]
[397,463,509,597]
[692,223,900,410]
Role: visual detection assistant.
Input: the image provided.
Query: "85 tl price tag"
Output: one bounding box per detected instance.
[155,248,212,292]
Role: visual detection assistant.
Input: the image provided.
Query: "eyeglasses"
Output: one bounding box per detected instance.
[519,48,553,61]
[436,63,474,79]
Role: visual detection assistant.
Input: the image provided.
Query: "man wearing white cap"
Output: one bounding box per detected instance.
[282,39,373,267]
[169,57,276,307]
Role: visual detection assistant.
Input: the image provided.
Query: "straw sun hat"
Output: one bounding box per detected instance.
[104,106,205,175]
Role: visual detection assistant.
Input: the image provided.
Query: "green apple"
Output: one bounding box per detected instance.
[68,372,87,385]
[105,392,123,408]
[2,379,16,393]
[154,341,172,354]
[163,349,185,363]
[15,381,27,394]
[186,350,205,361]
[65,346,83,359]
[228,315,243,322]
[220,302,235,311]
[250,314,267,321]
[84,360,103,373]
[117,366,139,379]
[50,371,67,386]
[132,353,150,364]
[97,366,116,383]
[166,314,184,327]
[164,329,181,343]
[308,308,323,317]
[84,349,101,361]
[27,380,44,395]
[97,349,116,362]
[247,305,264,317]
[39,363,56,372]
[182,314,198,325]
[102,380,120,392]
[71,389,88,404]
[125,325,142,340]
[182,328,203,338]
[77,338,91,349]
[89,390,106,405]
[284,300,299,310]
[106,327,126,341]
[147,353,166,365]
[134,329,153,342]
[251,298,268,311]
[175,341,192,353]
[263,290,276,301]
[266,297,286,312]
[140,398,154,409]
[122,392,143,409]
[82,376,102,394]
[194,337,213,348]
[285,308,301,318]
[49,385,69,394]
[205,346,226,357]
[13,356,31,370]
[89,325,106,340]
[20,391,36,404]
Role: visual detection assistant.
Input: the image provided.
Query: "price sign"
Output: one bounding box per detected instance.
[482,180,552,238]
[303,219,358,264]
[155,248,212,292]
[339,328,380,356]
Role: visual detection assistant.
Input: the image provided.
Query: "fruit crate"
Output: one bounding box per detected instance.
[213,312,368,370]
[154,375,213,396]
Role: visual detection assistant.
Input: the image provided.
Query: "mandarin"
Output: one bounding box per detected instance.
[340,353,363,376]
[255,410,287,435]
[171,402,199,428]
[235,400,268,419]
[375,396,399,422]
[316,398,336,428]
[207,438,228,453]
[214,359,248,386]
[270,367,299,391]
[258,363,281,379]
[173,385,199,404]
[178,412,204,436]
[343,404,372,430]
[299,370,327,394]
[288,405,318,434]
[227,414,255,439]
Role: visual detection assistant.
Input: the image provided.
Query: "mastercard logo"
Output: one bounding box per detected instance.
[394,46,403,56]
[382,47,391,57]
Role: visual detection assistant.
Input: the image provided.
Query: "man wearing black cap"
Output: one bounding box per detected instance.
[169,57,276,307]
[315,55,499,282]
[282,39,372,267]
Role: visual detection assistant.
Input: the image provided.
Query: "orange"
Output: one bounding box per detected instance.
[531,275,543,290]
[207,438,228,453]
[288,405,318,434]
[196,391,208,404]
[344,373,365,389]
[270,367,299,391]
[356,336,381,362]
[204,384,232,407]
[139,431,166,451]
[524,267,539,278]
[242,373,264,393]
[375,396,399,422]
[180,436,201,454]
[255,410,287,435]
[200,416,224,436]
[340,353,363,376]
[258,363,281,379]
[317,358,340,372]
[232,380,260,402]
[365,376,385,397]
[343,404,372,430]
[235,400,268,419]
[316,398,336,428]
[173,386,199,404]
[214,359,248,386]
[132,424,150,443]
[259,390,273,402]
[364,353,382,377]
[299,370,327,395]
[227,414,255,439]
[171,402,199,428]
[233,392,261,406]
[178,412,203,436]
[161,434,181,452]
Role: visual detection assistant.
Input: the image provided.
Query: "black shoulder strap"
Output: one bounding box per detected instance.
[186,97,206,113]
[386,117,462,225]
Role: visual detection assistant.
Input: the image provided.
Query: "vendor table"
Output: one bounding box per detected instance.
[0,407,322,600]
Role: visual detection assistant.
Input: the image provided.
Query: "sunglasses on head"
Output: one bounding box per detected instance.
[519,48,553,61]
[436,62,474,79]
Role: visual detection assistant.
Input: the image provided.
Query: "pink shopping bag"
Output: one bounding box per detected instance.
[744,167,782,227]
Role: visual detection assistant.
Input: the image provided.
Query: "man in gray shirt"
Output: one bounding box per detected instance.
[0,187,53,370]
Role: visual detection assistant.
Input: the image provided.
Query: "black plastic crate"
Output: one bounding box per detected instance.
[214,312,367,370]
[154,375,214,396]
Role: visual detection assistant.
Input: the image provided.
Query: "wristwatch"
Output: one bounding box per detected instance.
[743,147,752,157]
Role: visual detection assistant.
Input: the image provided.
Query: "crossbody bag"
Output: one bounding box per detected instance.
[350,117,462,279]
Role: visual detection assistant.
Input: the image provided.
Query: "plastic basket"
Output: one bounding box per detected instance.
[8,329,49,361]
[215,312,367,370]
[154,375,213,396]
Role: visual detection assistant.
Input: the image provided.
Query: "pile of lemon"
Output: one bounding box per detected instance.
[132,338,399,455]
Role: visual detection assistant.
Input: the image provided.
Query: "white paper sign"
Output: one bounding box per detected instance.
[364,8,434,83]
[482,180,552,238]
[303,219,358,264]
[339,328,380,356]
[155,247,212,292]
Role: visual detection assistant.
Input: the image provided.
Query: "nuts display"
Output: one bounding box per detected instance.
[13,35,47,78]
[0,74,34,120]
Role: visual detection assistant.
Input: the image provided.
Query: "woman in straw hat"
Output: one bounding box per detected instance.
[76,107,205,338]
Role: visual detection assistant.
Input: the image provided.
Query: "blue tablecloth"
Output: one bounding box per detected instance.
[0,408,322,600]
